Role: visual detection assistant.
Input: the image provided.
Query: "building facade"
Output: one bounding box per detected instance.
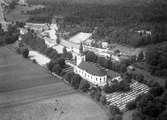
[73,53,107,86]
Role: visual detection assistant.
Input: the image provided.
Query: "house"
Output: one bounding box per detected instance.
[18,0,28,6]
[73,53,107,86]
[25,23,49,32]
[101,42,109,48]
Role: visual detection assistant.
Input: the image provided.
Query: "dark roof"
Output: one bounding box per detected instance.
[78,62,107,76]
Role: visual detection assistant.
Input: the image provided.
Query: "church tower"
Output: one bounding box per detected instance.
[76,43,85,66]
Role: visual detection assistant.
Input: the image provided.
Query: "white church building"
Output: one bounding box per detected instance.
[72,53,107,86]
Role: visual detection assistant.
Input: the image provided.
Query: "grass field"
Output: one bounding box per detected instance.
[0,46,59,92]
[0,93,108,120]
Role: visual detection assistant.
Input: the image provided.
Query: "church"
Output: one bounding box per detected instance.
[72,51,108,86]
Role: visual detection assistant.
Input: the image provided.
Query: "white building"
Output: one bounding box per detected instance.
[18,0,28,6]
[73,53,107,86]
[101,42,109,48]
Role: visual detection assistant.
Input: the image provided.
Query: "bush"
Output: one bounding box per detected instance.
[71,74,82,89]
[64,72,74,83]
[109,105,121,116]
[126,101,136,110]
[16,47,22,54]
[149,86,164,97]
[32,59,37,64]
[103,81,131,93]
[22,48,29,58]
[79,80,90,92]
[100,95,107,105]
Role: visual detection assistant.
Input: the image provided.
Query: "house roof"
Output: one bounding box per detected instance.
[78,62,107,76]
[69,32,92,44]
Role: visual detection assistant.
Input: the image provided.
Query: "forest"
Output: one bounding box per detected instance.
[25,0,167,47]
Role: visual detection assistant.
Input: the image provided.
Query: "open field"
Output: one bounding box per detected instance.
[0,46,58,92]
[0,93,108,120]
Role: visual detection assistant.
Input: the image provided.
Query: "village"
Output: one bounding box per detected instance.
[0,0,167,120]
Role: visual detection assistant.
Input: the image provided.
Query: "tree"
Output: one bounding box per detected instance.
[94,88,101,101]
[100,95,107,105]
[56,35,60,44]
[79,42,83,54]
[47,61,54,72]
[90,88,96,98]
[16,21,25,28]
[52,64,62,75]
[9,0,17,9]
[126,101,136,110]
[137,94,165,118]
[65,52,72,60]
[149,86,164,97]
[63,47,67,55]
[22,48,29,58]
[165,79,167,89]
[109,105,121,116]
[132,110,144,120]
[5,24,19,44]
[158,110,167,120]
[71,74,82,89]
[137,51,144,61]
[64,72,74,83]
[0,24,4,35]
[79,79,90,92]
[85,51,97,63]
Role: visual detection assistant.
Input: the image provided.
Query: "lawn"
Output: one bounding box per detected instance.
[0,93,108,120]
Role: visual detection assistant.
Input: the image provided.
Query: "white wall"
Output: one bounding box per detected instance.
[74,67,107,86]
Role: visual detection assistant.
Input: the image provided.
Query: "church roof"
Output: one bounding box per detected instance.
[78,62,107,76]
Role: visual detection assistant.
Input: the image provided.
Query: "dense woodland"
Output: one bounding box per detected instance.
[26,0,167,47]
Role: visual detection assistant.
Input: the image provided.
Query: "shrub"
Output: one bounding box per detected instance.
[149,86,164,97]
[109,105,121,116]
[32,59,37,64]
[22,48,29,58]
[79,80,90,92]
[126,101,136,110]
[100,95,107,105]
